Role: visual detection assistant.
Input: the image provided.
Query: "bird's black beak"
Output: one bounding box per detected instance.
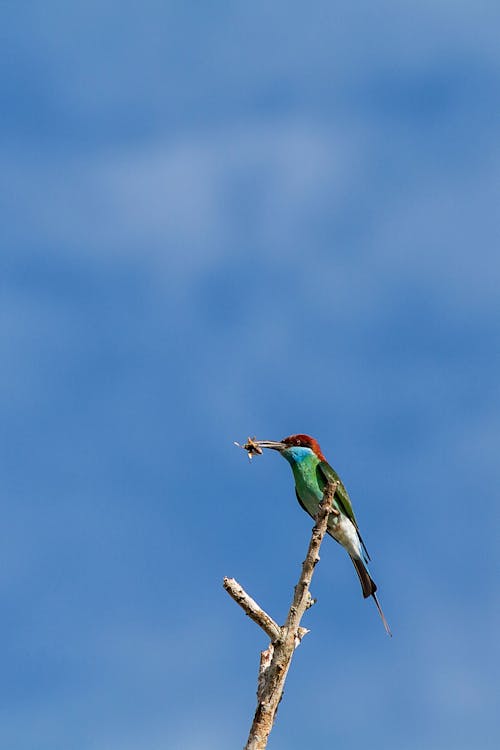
[255,440,287,452]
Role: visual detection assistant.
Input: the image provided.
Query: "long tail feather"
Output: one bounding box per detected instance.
[351,555,377,598]
[372,592,392,637]
[351,555,392,637]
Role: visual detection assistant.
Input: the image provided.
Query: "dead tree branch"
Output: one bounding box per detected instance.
[223,577,281,641]
[223,478,338,750]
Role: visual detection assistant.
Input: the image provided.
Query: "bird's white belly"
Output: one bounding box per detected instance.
[328,514,361,557]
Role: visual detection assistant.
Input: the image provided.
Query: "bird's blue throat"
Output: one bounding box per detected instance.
[282,446,317,465]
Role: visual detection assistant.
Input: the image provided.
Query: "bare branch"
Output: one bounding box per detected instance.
[223,577,281,642]
[223,478,338,750]
[243,479,338,750]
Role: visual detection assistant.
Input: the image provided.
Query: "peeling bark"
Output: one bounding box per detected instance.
[223,479,338,750]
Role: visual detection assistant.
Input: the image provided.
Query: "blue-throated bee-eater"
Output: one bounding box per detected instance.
[253,434,391,636]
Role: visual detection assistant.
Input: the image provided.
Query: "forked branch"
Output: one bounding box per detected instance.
[223,478,338,750]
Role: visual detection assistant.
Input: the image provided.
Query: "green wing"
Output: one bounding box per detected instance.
[317,461,371,562]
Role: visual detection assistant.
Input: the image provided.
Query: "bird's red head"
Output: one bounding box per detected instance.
[281,434,326,461]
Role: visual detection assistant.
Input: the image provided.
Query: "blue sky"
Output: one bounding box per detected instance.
[1,3,499,749]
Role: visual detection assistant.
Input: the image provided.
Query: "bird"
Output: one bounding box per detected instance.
[253,434,391,636]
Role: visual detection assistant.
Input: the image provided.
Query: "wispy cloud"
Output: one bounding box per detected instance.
[2,3,500,750]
